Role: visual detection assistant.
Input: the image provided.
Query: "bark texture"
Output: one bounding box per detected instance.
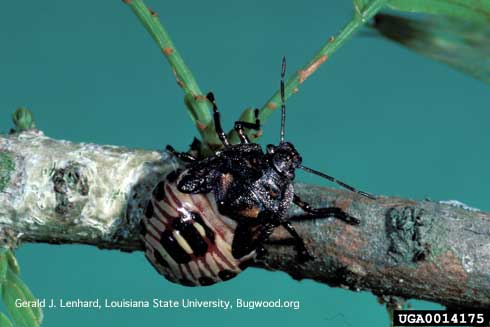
[0,131,489,309]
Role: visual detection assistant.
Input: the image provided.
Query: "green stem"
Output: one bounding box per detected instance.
[247,0,388,141]
[124,0,219,147]
[125,0,387,149]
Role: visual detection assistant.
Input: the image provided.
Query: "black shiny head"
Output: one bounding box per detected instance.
[266,142,302,180]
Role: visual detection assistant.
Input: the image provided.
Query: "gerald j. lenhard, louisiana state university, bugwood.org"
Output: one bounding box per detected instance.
[15,298,234,309]
[15,298,300,310]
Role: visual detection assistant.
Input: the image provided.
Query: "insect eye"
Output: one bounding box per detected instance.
[265,184,280,198]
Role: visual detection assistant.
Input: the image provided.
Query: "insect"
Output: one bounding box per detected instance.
[140,58,375,286]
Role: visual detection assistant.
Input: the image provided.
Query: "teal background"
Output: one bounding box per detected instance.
[1,1,489,326]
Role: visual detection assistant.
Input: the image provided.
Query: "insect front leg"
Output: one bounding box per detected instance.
[292,194,360,225]
[234,108,261,144]
[281,221,314,262]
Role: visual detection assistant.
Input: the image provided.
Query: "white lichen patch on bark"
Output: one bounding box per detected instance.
[439,200,481,212]
[0,131,179,248]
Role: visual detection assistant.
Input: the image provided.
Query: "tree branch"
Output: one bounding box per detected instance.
[1,131,489,309]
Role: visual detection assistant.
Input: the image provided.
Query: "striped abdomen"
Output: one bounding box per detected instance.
[140,170,254,286]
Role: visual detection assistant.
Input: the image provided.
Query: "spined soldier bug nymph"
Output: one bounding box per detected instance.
[140,57,375,286]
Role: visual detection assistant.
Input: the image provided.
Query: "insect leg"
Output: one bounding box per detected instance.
[232,222,273,259]
[234,108,261,144]
[292,194,360,225]
[232,209,276,260]
[281,221,314,262]
[166,145,197,162]
[206,92,230,146]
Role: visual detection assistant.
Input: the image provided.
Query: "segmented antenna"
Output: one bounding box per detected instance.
[280,56,286,143]
[299,165,376,200]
